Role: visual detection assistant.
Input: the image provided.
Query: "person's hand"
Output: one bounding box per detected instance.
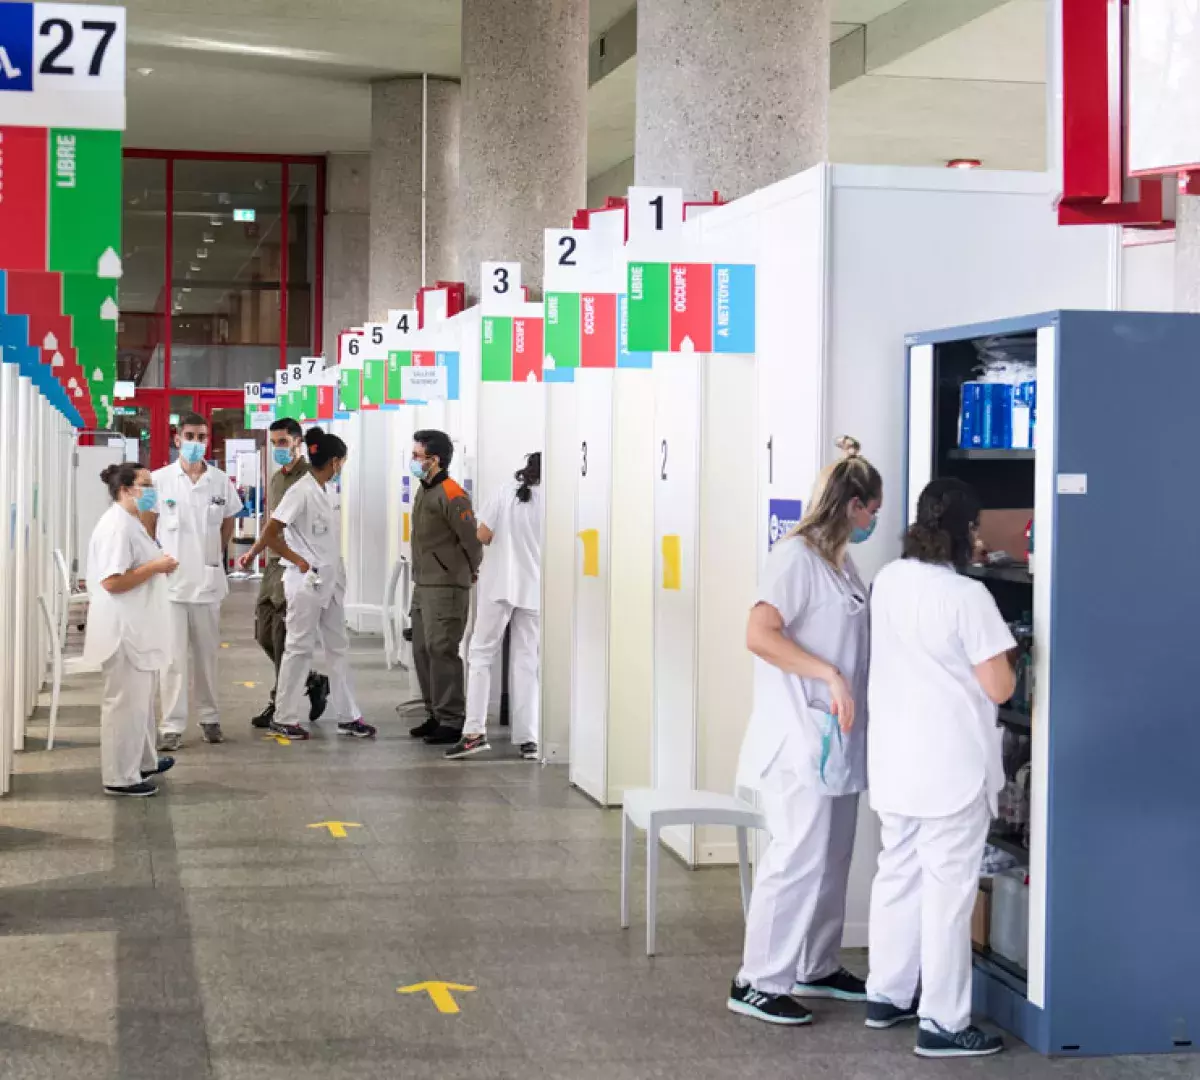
[972,536,988,564]
[828,669,856,734]
[153,554,179,576]
[238,552,255,572]
[295,557,311,575]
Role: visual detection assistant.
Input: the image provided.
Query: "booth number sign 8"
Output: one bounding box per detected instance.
[0,5,124,94]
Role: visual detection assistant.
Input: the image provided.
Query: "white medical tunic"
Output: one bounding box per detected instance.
[867,559,1017,818]
[83,504,170,672]
[271,472,342,577]
[735,536,870,796]
[477,482,543,611]
[152,460,243,604]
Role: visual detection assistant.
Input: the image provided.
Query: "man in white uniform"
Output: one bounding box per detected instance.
[146,413,243,750]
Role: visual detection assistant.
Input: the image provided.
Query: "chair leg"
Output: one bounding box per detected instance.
[646,822,660,957]
[620,810,633,930]
[47,653,62,752]
[736,827,752,920]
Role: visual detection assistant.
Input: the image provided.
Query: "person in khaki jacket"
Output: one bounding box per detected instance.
[238,418,329,728]
[406,429,483,746]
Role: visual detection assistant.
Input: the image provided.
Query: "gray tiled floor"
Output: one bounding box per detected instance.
[0,584,1195,1079]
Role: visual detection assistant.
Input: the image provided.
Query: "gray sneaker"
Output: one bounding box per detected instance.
[158,732,184,752]
[201,723,224,744]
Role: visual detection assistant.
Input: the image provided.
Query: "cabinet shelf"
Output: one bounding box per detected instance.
[949,448,1035,462]
[964,563,1032,586]
[973,945,1028,992]
[998,707,1031,730]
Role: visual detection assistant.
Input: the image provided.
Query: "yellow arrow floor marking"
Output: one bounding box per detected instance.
[307,821,362,839]
[263,733,291,746]
[220,642,230,649]
[397,981,477,1015]
[240,681,257,688]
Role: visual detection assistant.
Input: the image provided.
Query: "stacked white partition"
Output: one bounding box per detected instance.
[0,365,17,792]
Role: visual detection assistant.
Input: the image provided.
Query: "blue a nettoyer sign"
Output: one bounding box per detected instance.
[768,498,802,550]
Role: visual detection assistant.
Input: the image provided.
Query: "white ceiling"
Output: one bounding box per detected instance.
[105,0,1049,176]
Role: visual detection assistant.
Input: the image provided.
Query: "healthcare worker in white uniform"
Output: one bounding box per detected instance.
[84,463,179,796]
[260,426,373,742]
[146,413,243,750]
[728,438,882,1027]
[865,478,1015,1058]
[446,452,543,762]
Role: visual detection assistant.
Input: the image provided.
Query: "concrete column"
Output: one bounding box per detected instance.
[1175,196,1200,313]
[635,0,830,200]
[321,153,369,361]
[369,77,460,319]
[459,0,588,296]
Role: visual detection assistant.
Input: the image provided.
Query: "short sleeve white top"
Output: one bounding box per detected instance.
[152,460,243,604]
[735,536,871,796]
[272,472,342,576]
[477,482,543,611]
[83,504,171,671]
[867,559,1017,818]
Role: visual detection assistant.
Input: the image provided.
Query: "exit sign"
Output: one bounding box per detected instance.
[233,208,256,222]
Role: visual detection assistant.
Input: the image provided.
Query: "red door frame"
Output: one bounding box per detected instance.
[120,149,326,467]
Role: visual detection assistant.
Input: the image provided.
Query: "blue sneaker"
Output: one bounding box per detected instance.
[915,1023,1004,1058]
[792,967,868,1002]
[866,999,919,1029]
[727,980,812,1026]
[141,756,175,779]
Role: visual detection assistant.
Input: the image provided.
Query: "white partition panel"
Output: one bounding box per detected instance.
[570,368,613,802]
[0,365,17,792]
[651,353,703,860]
[12,379,33,750]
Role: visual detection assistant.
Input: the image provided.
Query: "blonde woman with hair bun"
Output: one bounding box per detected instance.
[728,436,883,1027]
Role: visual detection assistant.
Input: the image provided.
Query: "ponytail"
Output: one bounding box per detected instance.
[515,451,542,504]
[304,426,347,471]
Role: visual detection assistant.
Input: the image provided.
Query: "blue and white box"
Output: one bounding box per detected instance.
[960,382,984,448]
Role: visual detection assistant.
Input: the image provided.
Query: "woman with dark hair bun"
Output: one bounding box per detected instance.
[83,462,179,796]
[864,478,1016,1058]
[259,427,373,741]
[446,452,544,762]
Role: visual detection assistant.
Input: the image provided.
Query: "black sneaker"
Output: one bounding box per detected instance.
[866,999,920,1029]
[520,741,539,761]
[307,673,330,721]
[269,720,310,742]
[338,719,377,739]
[105,781,158,798]
[793,968,868,1002]
[251,703,275,729]
[424,725,463,746]
[141,756,175,779]
[444,734,489,760]
[409,718,438,739]
[727,980,812,1026]
[915,1023,1004,1058]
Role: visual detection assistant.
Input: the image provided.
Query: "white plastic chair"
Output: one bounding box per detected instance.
[620,788,767,956]
[382,559,403,670]
[53,548,88,644]
[38,594,100,750]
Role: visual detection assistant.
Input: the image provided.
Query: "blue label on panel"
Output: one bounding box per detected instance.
[543,368,575,384]
[617,292,652,369]
[402,475,411,505]
[0,4,35,93]
[768,498,803,551]
[436,351,460,401]
[0,312,29,348]
[334,411,351,420]
[713,264,755,354]
[260,381,276,401]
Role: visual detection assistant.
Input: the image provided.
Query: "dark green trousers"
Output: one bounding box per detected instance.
[410,584,471,730]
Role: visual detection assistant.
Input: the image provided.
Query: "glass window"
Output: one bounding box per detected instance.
[118,158,167,388]
[286,163,319,369]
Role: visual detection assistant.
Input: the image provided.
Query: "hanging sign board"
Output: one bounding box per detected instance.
[481,306,544,382]
[480,261,522,312]
[626,260,755,354]
[0,4,127,130]
[400,365,448,401]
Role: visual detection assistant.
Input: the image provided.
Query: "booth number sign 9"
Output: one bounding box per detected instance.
[0,4,127,130]
[277,358,324,388]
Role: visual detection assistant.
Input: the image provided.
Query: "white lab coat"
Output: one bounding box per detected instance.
[865,558,1016,1032]
[153,460,243,734]
[272,474,360,728]
[84,505,169,788]
[737,536,870,994]
[464,483,543,745]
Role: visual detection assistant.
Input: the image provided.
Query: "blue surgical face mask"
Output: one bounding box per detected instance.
[850,515,878,545]
[409,458,428,480]
[273,446,294,467]
[136,486,158,513]
[179,441,206,465]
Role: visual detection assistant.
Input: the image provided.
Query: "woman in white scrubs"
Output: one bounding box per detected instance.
[84,463,179,797]
[865,478,1015,1058]
[728,438,882,1026]
[261,427,371,742]
[446,452,543,762]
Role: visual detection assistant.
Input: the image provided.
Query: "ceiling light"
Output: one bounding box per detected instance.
[135,66,154,76]
[202,231,216,244]
[196,248,208,259]
[190,263,201,272]
[947,158,982,170]
[210,216,223,226]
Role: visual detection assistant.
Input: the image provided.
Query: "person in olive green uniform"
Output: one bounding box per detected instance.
[407,429,484,746]
[238,418,329,727]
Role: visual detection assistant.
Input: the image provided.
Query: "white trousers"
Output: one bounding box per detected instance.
[161,601,222,734]
[866,794,991,1032]
[101,645,159,789]
[738,766,859,994]
[463,600,539,746]
[277,572,360,727]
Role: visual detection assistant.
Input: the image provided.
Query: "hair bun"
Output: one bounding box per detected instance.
[835,435,862,459]
[100,464,119,484]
